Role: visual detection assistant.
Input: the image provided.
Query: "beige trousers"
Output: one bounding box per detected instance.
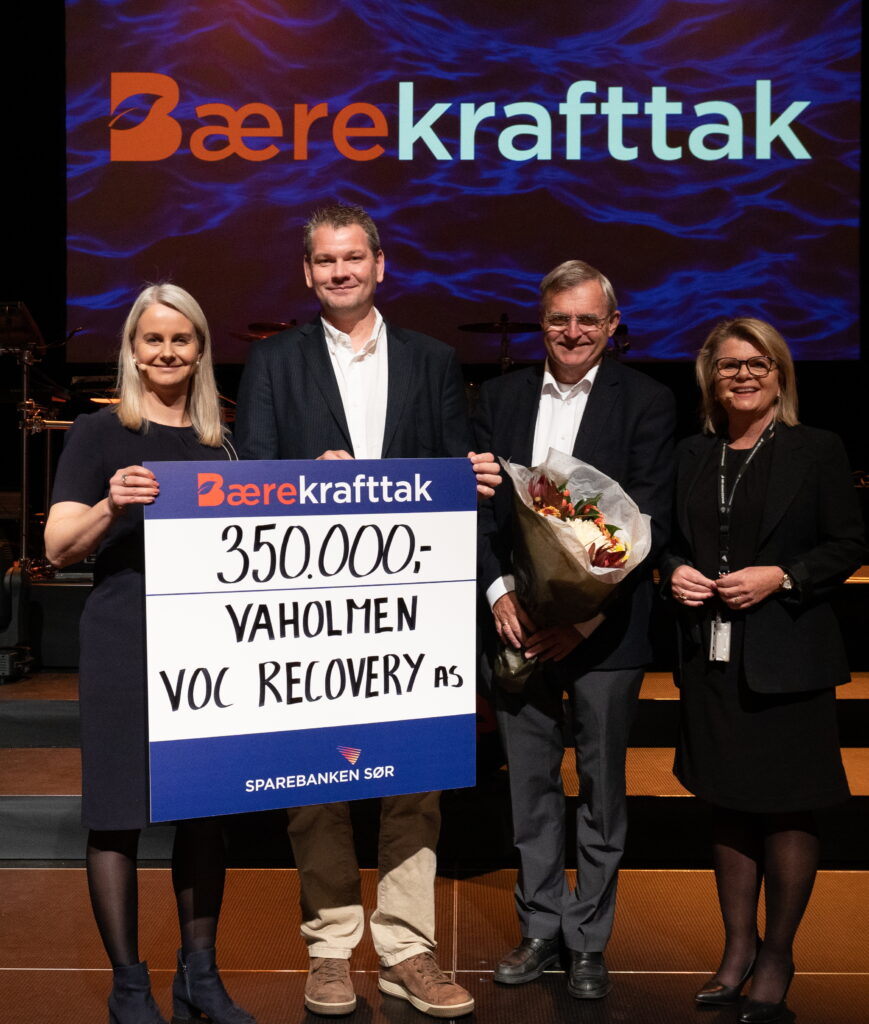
[286,790,441,966]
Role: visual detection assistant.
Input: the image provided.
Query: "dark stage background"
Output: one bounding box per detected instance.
[64,0,860,365]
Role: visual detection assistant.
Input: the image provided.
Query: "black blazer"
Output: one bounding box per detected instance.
[234,318,472,461]
[474,356,676,671]
[664,424,865,694]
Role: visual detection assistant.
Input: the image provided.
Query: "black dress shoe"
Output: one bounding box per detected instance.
[567,951,611,1000]
[738,964,794,1023]
[494,937,560,985]
[695,954,757,1006]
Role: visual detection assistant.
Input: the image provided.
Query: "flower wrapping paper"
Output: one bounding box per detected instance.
[495,448,652,689]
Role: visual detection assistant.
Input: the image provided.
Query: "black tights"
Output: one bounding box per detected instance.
[710,807,819,1003]
[86,818,227,968]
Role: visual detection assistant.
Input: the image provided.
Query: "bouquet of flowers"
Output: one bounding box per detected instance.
[529,477,632,568]
[495,449,652,689]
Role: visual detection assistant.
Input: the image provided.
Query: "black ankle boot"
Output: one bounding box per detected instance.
[171,948,256,1024]
[108,961,169,1024]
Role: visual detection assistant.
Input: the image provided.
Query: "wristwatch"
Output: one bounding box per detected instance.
[778,568,794,592]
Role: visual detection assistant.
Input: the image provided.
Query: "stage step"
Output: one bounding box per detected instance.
[631,671,869,745]
[4,745,868,802]
[2,745,867,866]
[2,671,867,867]
[4,671,867,746]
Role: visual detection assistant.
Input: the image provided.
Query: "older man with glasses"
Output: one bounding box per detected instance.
[474,260,676,1000]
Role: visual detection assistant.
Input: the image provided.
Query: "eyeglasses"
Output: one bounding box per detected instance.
[543,312,611,333]
[714,356,776,378]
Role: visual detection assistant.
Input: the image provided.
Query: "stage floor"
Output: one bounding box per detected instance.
[1,867,866,1024]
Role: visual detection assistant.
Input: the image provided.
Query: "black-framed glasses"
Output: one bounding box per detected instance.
[715,356,776,378]
[543,312,611,333]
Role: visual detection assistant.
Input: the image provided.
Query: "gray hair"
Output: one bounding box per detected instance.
[539,260,618,315]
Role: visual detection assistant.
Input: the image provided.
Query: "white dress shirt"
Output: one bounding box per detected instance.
[488,359,604,639]
[322,309,388,459]
[531,361,599,466]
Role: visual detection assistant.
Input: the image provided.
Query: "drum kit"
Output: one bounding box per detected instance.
[458,314,540,373]
[0,306,629,568]
[0,303,627,678]
[0,302,76,674]
[0,303,76,578]
[232,314,628,373]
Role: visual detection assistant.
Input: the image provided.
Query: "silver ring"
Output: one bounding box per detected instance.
[122,474,129,486]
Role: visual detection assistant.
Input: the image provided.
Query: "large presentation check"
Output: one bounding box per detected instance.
[143,458,477,822]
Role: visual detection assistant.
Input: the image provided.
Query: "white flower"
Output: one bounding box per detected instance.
[570,517,604,553]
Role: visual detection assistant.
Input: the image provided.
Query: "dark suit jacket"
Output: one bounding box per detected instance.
[474,356,676,672]
[663,424,865,694]
[234,317,471,461]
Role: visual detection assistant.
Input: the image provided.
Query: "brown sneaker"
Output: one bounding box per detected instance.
[304,957,357,1016]
[378,952,474,1018]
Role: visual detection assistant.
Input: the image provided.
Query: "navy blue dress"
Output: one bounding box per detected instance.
[51,407,232,829]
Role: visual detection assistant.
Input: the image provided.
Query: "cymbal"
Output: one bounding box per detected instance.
[0,301,46,353]
[247,321,295,334]
[70,375,115,392]
[81,387,119,403]
[458,321,539,333]
[230,331,269,343]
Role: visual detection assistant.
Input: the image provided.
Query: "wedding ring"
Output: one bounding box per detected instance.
[122,474,129,486]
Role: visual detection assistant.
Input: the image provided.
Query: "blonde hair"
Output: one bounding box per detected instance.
[115,283,224,446]
[696,317,799,435]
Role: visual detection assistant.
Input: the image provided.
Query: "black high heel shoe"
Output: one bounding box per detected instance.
[738,963,795,1024]
[695,951,758,1007]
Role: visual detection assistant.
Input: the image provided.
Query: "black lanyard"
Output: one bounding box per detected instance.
[716,423,774,577]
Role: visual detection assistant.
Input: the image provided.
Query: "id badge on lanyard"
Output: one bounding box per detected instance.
[709,616,731,662]
[709,424,774,663]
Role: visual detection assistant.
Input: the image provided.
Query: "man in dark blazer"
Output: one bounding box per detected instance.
[474,260,675,999]
[235,203,496,1019]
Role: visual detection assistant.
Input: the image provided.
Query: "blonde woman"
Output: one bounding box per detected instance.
[45,285,253,1024]
[664,318,864,1023]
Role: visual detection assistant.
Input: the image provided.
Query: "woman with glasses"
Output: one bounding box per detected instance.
[662,318,863,1023]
